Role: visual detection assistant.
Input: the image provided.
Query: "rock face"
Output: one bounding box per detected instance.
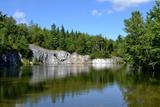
[0,51,22,67]
[29,44,90,64]
[92,57,123,64]
[29,44,122,65]
[0,44,122,67]
[63,53,90,64]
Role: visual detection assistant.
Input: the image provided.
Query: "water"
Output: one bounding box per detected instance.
[0,64,160,107]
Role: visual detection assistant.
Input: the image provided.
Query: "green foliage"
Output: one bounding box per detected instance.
[0,12,29,56]
[112,35,126,57]
[119,0,160,69]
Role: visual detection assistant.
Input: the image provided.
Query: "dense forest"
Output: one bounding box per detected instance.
[0,12,114,59]
[0,0,160,70]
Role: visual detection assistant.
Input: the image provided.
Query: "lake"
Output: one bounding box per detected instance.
[0,64,160,107]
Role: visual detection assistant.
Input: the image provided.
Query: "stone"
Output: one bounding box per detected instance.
[29,44,90,64]
[92,59,107,64]
[29,44,122,65]
[63,53,90,64]
[92,57,123,65]
[0,51,22,67]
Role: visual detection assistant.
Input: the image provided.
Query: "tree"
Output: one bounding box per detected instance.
[121,0,160,70]
[124,11,145,65]
[145,0,160,68]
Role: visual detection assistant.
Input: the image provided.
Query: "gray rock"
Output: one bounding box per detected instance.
[0,51,22,67]
[29,44,122,65]
[29,44,90,64]
[63,53,90,64]
[92,57,123,64]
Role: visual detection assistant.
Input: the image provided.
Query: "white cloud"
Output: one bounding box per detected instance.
[92,9,102,16]
[13,11,27,23]
[96,0,151,14]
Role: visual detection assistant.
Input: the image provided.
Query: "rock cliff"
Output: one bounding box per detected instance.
[29,44,123,65]
[29,44,90,64]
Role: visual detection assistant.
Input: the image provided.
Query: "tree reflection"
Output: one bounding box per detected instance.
[122,71,160,107]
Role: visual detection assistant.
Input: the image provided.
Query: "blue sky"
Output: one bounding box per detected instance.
[0,0,155,40]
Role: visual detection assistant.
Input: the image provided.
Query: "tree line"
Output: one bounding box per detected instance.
[0,12,114,59]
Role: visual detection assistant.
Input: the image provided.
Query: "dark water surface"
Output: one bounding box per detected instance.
[0,64,160,107]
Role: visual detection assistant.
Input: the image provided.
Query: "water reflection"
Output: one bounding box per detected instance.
[0,67,22,78]
[30,64,90,84]
[0,64,160,107]
[122,71,160,107]
[92,63,122,70]
[123,84,160,107]
[30,64,122,84]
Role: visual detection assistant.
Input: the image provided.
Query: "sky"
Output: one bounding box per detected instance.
[0,0,155,40]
